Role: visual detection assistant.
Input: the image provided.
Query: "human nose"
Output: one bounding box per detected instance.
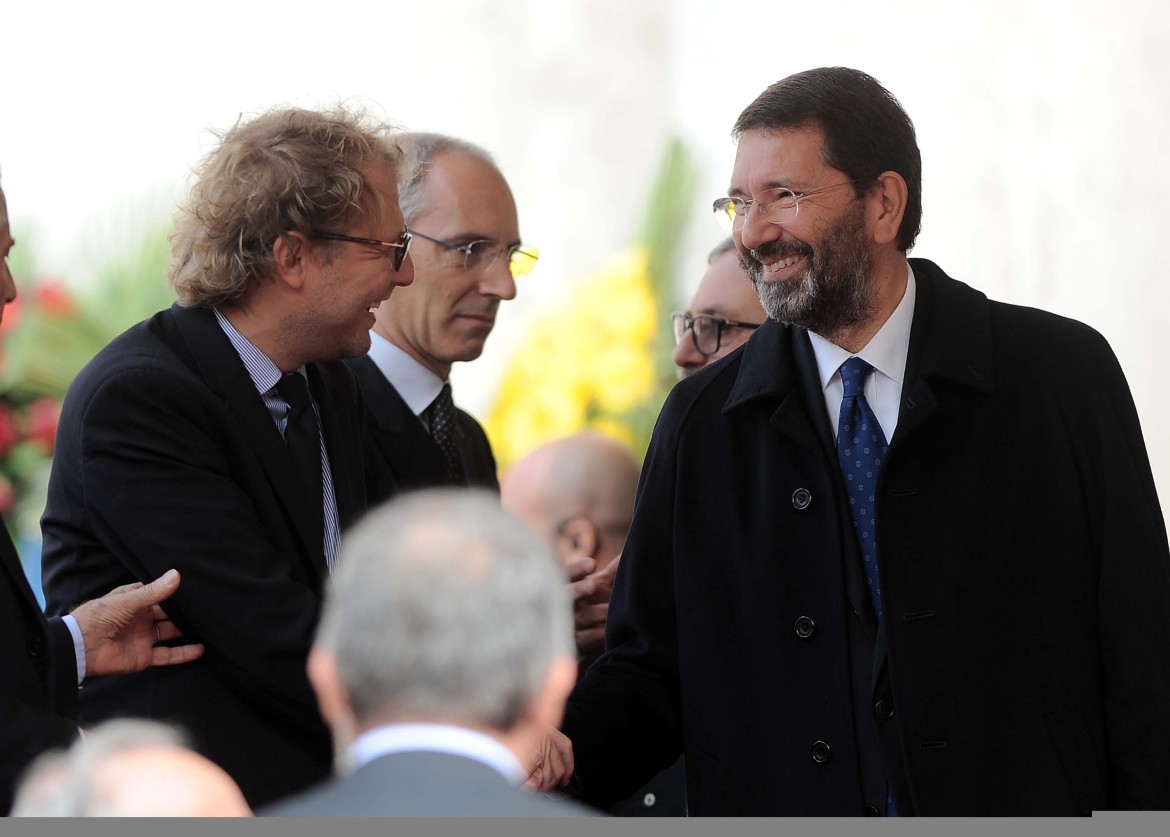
[672,327,704,376]
[735,199,782,254]
[1,261,16,306]
[479,253,517,300]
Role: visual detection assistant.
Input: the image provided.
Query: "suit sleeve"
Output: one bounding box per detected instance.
[562,397,686,806]
[0,602,79,814]
[43,364,324,732]
[1079,335,1170,809]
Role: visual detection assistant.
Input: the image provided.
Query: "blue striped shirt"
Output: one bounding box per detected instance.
[214,309,340,572]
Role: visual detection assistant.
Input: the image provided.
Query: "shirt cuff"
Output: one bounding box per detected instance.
[61,614,87,685]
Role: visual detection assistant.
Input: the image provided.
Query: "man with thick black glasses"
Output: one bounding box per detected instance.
[41,106,412,808]
[349,132,537,500]
[672,237,765,378]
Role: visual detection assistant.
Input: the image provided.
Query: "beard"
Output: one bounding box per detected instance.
[741,201,875,340]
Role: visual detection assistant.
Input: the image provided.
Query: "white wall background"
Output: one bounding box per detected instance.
[3,0,1168,500]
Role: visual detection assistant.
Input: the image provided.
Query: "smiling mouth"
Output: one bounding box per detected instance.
[763,254,806,274]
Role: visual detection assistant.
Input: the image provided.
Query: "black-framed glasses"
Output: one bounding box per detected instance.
[409,229,539,279]
[310,228,413,272]
[712,179,871,232]
[672,311,761,357]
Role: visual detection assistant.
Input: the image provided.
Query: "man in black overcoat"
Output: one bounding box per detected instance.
[557,67,1170,815]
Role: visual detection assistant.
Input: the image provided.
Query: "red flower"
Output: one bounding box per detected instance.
[24,398,61,453]
[34,280,75,317]
[0,293,22,334]
[0,403,16,457]
[0,474,13,515]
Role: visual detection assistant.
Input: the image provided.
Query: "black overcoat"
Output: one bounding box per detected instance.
[565,258,1170,815]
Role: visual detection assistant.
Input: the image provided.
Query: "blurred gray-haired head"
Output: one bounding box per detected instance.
[317,488,573,731]
[11,719,250,817]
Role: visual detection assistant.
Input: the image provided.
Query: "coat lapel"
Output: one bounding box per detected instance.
[348,356,447,487]
[167,304,326,574]
[308,362,365,530]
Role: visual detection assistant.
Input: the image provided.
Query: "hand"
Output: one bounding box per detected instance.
[566,553,621,657]
[70,569,205,678]
[525,727,575,792]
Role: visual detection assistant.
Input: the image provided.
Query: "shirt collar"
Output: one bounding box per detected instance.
[807,262,916,390]
[213,308,295,394]
[348,722,527,786]
[367,331,446,416]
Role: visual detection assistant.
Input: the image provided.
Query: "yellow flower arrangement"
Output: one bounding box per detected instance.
[485,246,662,469]
[485,138,696,472]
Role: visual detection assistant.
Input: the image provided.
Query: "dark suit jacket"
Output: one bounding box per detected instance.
[264,750,595,817]
[0,528,78,815]
[564,258,1170,815]
[41,303,368,808]
[346,355,499,505]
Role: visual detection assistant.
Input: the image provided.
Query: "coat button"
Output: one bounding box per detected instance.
[642,793,656,808]
[864,806,881,816]
[874,699,894,720]
[794,616,815,639]
[792,488,812,510]
[27,635,45,659]
[811,740,832,764]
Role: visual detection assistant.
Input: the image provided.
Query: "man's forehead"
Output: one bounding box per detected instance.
[414,153,519,239]
[729,125,828,192]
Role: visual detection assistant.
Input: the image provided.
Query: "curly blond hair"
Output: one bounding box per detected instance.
[168,106,401,308]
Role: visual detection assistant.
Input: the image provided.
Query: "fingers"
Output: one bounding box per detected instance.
[544,729,575,789]
[151,642,205,667]
[106,581,145,596]
[134,569,182,606]
[574,602,608,631]
[575,626,606,654]
[153,619,186,643]
[596,552,622,583]
[565,556,597,584]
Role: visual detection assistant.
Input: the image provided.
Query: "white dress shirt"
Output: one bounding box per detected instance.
[348,722,528,786]
[807,264,916,442]
[367,331,447,425]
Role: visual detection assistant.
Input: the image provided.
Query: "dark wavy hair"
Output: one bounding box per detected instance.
[734,67,922,251]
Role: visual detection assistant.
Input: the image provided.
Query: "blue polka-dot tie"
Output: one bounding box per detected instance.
[835,357,888,619]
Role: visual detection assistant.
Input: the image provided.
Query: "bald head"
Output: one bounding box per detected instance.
[501,433,640,570]
[11,720,251,817]
[89,747,251,817]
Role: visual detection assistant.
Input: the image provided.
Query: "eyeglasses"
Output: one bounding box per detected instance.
[409,229,539,279]
[310,228,413,272]
[712,179,870,232]
[672,311,761,357]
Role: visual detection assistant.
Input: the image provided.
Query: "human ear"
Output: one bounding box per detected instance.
[271,231,312,290]
[869,172,908,247]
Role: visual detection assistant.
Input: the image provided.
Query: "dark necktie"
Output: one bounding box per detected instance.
[276,372,324,549]
[836,357,899,817]
[426,383,465,485]
[835,357,889,619]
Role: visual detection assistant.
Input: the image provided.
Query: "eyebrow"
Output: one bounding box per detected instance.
[727,178,809,198]
[448,232,523,249]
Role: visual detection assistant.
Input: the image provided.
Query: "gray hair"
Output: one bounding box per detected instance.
[708,236,737,264]
[318,489,573,731]
[11,720,188,816]
[396,132,496,223]
[168,105,403,308]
